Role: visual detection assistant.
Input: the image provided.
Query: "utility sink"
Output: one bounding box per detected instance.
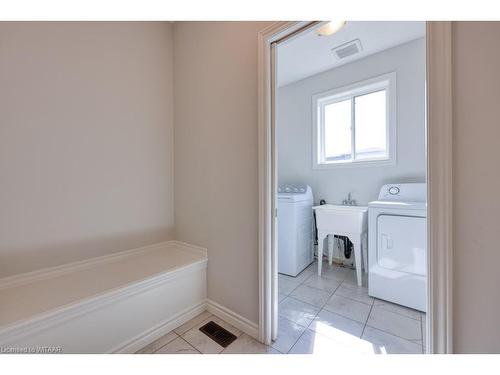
[313,204,368,234]
[312,204,368,286]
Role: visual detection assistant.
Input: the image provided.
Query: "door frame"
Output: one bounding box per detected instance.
[257,21,453,353]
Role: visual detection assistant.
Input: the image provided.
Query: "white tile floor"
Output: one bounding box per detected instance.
[136,311,278,354]
[277,260,426,354]
[136,260,426,354]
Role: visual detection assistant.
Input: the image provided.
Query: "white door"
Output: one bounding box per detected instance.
[377,215,427,275]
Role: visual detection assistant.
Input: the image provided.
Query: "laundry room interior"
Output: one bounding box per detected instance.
[275,21,427,354]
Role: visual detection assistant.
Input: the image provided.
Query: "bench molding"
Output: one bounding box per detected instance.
[0,240,207,290]
[0,241,207,353]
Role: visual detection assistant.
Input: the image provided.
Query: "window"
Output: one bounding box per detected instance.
[312,73,396,168]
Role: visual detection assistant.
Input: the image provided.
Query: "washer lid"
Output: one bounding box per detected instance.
[278,185,313,202]
[368,200,427,211]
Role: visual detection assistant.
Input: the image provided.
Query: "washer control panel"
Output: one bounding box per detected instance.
[278,184,308,194]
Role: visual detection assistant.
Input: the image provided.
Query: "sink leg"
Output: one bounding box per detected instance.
[352,237,362,287]
[317,231,327,276]
[327,235,334,266]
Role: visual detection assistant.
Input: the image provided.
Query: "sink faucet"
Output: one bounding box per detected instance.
[342,192,357,206]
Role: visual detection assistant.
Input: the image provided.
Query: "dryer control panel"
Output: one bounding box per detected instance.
[378,183,427,202]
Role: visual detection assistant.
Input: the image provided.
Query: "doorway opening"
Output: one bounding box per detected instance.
[258,21,450,354]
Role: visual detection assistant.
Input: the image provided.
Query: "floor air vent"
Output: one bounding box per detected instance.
[199,321,237,347]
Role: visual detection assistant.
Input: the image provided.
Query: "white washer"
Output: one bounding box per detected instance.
[368,183,427,312]
[278,184,314,276]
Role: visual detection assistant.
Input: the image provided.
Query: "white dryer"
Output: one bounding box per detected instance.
[368,183,427,312]
[278,184,314,277]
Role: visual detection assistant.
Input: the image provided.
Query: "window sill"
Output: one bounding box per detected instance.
[313,158,396,170]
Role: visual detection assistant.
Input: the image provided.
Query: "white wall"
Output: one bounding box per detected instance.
[173,21,273,324]
[0,22,175,277]
[452,22,500,353]
[277,38,426,205]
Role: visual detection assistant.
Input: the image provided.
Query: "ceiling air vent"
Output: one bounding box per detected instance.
[332,39,363,60]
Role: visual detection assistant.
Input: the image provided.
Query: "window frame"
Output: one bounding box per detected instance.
[312,72,397,169]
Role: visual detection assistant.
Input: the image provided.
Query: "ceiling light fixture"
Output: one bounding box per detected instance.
[316,21,346,36]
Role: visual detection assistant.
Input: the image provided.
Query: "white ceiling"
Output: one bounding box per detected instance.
[277,21,425,87]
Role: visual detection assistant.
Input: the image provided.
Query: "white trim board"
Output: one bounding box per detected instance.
[258,20,321,346]
[257,21,453,353]
[426,21,453,354]
[118,299,260,352]
[0,289,262,353]
[206,299,259,341]
[112,300,207,354]
[0,240,206,290]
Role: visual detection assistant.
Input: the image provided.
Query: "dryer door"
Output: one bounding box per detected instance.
[377,215,427,275]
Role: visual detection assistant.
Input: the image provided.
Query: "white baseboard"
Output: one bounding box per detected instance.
[114,299,260,353]
[116,299,260,352]
[111,300,207,353]
[206,299,259,341]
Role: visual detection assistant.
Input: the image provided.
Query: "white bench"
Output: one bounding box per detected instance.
[0,241,207,353]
